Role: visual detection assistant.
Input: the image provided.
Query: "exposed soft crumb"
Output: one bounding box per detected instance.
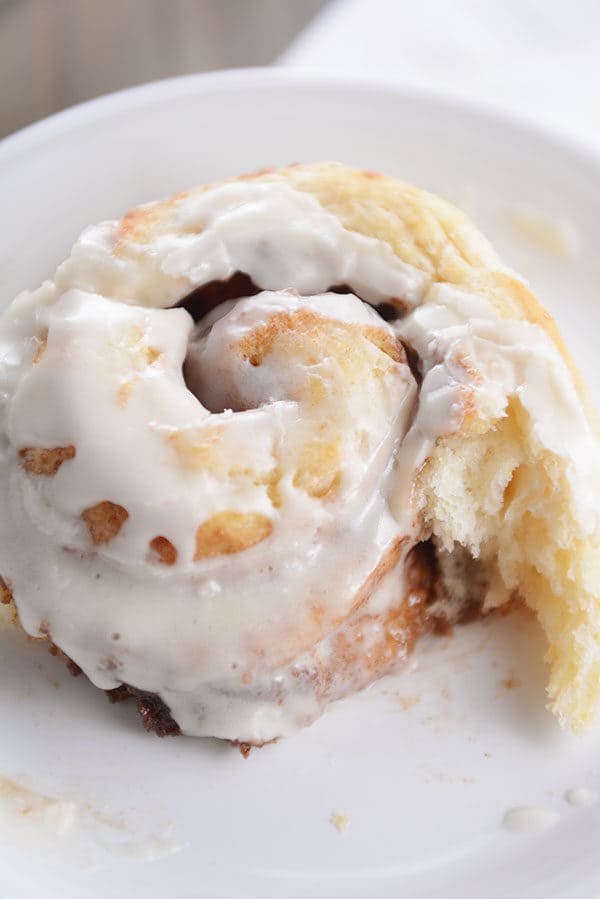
[330,811,349,833]
[507,205,580,259]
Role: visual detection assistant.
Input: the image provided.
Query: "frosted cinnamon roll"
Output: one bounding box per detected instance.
[1,162,599,745]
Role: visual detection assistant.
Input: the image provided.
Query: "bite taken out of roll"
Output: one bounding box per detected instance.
[1,161,599,747]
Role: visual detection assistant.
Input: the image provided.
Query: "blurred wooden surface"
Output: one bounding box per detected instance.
[0,0,326,137]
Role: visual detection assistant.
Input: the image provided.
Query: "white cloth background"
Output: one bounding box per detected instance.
[280,0,600,155]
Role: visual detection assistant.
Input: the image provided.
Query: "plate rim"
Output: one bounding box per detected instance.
[2,66,600,183]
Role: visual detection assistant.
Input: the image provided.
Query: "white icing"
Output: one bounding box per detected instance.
[0,279,421,739]
[114,836,186,862]
[564,786,598,808]
[508,205,580,260]
[55,181,430,308]
[502,805,560,833]
[0,777,79,850]
[0,178,597,743]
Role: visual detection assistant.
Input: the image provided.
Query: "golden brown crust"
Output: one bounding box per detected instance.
[0,576,13,606]
[117,191,188,244]
[19,445,76,476]
[237,307,402,366]
[149,536,178,566]
[82,501,129,545]
[32,330,48,365]
[194,511,272,559]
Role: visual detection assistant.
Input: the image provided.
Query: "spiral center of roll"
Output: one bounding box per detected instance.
[182,287,413,421]
[179,274,410,414]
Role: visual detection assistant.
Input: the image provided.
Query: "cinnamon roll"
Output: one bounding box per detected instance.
[1,162,599,744]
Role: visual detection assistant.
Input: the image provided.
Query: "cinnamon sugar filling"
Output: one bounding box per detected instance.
[176,274,410,326]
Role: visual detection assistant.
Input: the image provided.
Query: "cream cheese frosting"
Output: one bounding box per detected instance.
[0,179,597,742]
[54,182,430,308]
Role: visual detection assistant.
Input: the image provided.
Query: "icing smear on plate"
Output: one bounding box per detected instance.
[0,773,185,864]
[502,806,560,834]
[564,786,598,808]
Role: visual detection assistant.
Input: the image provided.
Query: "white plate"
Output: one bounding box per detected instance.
[1,69,600,899]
